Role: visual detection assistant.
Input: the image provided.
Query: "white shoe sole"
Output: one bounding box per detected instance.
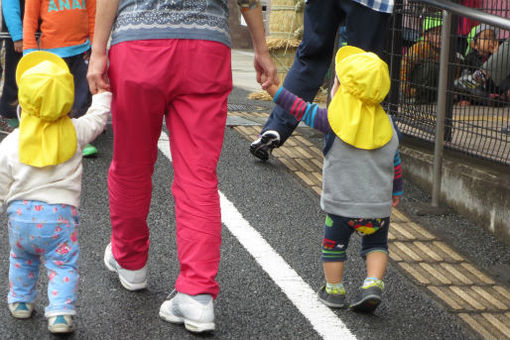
[159,310,215,333]
[8,304,33,319]
[9,310,32,319]
[104,248,147,291]
[48,324,74,334]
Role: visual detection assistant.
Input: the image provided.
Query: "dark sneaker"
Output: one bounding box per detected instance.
[250,130,280,161]
[0,117,14,134]
[317,286,346,308]
[502,126,510,134]
[349,282,384,313]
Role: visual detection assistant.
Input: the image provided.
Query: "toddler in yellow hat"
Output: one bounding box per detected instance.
[263,46,403,313]
[0,51,112,333]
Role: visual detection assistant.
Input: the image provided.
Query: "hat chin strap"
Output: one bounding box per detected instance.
[16,105,22,121]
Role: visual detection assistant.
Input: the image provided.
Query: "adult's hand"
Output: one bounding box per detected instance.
[87,51,110,94]
[254,50,278,90]
[13,40,23,53]
[86,0,120,94]
[240,4,279,90]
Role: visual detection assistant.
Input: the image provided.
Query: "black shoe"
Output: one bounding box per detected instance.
[0,117,14,134]
[502,126,510,134]
[317,286,346,308]
[249,130,280,161]
[349,285,383,313]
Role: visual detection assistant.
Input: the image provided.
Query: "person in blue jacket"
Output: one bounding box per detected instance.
[0,0,23,131]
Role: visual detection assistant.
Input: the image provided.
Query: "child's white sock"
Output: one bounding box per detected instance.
[326,282,345,295]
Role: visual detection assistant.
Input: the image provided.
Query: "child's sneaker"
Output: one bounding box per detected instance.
[250,130,280,161]
[0,117,14,134]
[47,315,74,333]
[104,243,147,291]
[454,69,489,99]
[8,302,34,319]
[159,290,215,333]
[349,278,384,313]
[317,285,346,308]
[82,143,98,157]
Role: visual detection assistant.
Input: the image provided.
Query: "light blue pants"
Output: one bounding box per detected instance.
[7,200,80,317]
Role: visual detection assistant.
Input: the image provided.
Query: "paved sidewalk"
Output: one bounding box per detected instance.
[230,49,510,339]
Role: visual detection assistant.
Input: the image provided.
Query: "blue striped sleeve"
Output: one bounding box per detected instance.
[273,87,332,134]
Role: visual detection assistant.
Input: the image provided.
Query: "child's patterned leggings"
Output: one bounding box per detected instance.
[7,200,79,317]
[322,213,390,262]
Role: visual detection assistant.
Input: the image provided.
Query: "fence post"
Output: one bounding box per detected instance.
[431,10,451,207]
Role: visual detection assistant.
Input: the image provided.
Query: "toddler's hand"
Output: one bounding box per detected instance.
[392,195,400,207]
[261,74,278,98]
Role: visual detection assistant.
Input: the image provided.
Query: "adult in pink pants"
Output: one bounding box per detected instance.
[87,0,277,333]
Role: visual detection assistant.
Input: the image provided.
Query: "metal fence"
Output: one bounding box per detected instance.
[384,0,510,166]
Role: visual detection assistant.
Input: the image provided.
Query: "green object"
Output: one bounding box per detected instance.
[82,143,98,157]
[7,118,19,128]
[422,13,442,33]
[325,215,334,227]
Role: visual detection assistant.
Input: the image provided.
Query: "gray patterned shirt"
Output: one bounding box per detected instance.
[111,0,259,47]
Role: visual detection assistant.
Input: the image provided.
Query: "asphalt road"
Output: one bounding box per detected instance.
[1,87,509,339]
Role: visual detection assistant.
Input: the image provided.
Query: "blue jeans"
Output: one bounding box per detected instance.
[0,39,22,119]
[262,0,391,145]
[7,201,80,317]
[64,51,92,118]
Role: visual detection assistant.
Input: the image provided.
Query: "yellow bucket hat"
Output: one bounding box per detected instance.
[16,51,76,167]
[327,46,392,150]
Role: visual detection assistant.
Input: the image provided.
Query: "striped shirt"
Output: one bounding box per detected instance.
[111,0,260,48]
[273,86,403,196]
[354,0,394,14]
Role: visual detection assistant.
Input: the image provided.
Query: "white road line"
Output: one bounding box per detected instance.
[157,131,356,340]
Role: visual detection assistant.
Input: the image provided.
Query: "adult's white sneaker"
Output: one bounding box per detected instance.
[104,243,147,291]
[159,290,215,333]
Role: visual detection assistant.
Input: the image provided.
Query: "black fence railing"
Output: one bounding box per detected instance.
[384,0,510,165]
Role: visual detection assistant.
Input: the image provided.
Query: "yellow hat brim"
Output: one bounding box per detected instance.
[16,51,70,85]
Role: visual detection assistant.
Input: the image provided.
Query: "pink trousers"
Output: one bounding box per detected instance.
[107,39,232,298]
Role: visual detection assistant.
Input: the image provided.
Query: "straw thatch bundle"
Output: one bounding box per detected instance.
[268,0,304,85]
[268,0,305,40]
[249,0,305,101]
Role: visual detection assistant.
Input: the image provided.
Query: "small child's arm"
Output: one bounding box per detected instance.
[269,85,332,134]
[73,91,112,146]
[0,139,14,212]
[392,149,404,207]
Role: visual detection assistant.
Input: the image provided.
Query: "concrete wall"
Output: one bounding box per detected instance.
[400,138,510,246]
